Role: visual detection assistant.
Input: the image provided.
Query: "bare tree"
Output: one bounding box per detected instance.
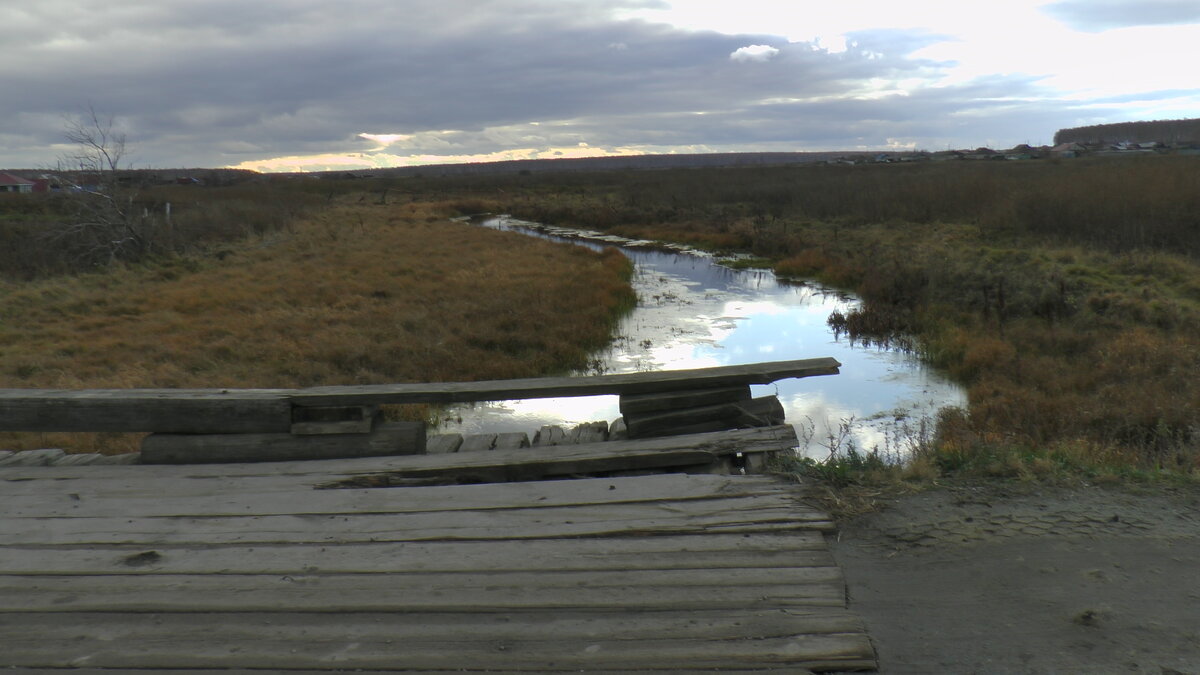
[51,106,152,265]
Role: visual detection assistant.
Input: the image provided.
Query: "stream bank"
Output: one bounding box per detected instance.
[439,216,966,459]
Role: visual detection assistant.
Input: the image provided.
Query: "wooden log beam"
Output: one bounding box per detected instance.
[140,422,426,465]
[0,389,292,434]
[292,357,840,406]
[624,396,786,439]
[619,386,751,416]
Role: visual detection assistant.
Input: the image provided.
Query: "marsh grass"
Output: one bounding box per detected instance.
[0,198,634,452]
[431,157,1200,477]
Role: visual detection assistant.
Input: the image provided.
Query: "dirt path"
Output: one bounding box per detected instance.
[823,483,1200,674]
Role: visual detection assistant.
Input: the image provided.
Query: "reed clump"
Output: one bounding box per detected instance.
[0,198,634,453]
[0,183,323,280]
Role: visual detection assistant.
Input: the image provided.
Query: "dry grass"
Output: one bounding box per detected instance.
[438,159,1200,475]
[0,198,634,452]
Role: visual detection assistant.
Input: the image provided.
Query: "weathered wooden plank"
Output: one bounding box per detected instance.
[625,395,785,438]
[619,385,752,415]
[0,607,864,643]
[140,422,426,464]
[424,433,463,454]
[0,467,779,501]
[0,612,874,671]
[0,567,847,613]
[4,474,798,513]
[0,426,798,482]
[0,535,834,575]
[0,388,292,433]
[0,473,791,518]
[292,357,841,405]
[0,494,832,545]
[0,517,821,546]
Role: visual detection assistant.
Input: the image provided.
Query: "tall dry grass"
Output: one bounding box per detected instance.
[0,199,634,452]
[0,183,322,279]
[432,157,1200,473]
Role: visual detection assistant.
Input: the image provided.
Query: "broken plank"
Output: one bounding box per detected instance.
[140,422,426,464]
[292,357,841,405]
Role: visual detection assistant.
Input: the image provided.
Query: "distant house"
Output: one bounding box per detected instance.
[1050,142,1085,158]
[0,172,35,193]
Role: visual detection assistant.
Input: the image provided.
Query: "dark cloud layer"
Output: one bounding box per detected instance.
[0,0,1164,169]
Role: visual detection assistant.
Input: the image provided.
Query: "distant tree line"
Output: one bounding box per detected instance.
[1054,118,1200,146]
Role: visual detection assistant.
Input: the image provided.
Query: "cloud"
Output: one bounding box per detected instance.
[729,44,780,62]
[1042,0,1200,31]
[0,0,1192,170]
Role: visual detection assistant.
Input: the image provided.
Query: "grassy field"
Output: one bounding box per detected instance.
[5,157,1198,479]
[406,156,1200,481]
[0,193,634,453]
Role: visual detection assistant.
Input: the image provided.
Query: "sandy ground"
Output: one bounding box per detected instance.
[822,483,1200,674]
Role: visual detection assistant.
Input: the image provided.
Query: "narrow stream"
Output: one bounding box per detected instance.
[438,216,966,460]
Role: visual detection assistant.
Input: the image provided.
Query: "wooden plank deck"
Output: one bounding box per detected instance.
[0,447,875,672]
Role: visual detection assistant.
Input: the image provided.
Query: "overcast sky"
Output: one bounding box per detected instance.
[2,0,1198,172]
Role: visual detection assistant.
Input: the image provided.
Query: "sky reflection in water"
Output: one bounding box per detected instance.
[438,217,965,460]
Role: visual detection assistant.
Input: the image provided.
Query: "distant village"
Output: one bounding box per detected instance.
[827,138,1200,166]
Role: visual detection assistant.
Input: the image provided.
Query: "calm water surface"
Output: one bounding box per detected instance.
[438,216,966,459]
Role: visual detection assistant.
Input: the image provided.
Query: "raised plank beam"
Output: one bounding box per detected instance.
[292,357,840,406]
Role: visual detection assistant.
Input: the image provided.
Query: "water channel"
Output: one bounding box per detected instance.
[438,216,966,460]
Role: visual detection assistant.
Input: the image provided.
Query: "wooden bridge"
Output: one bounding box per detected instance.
[0,358,878,672]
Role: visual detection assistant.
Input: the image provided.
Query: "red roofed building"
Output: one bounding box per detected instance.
[0,172,36,193]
